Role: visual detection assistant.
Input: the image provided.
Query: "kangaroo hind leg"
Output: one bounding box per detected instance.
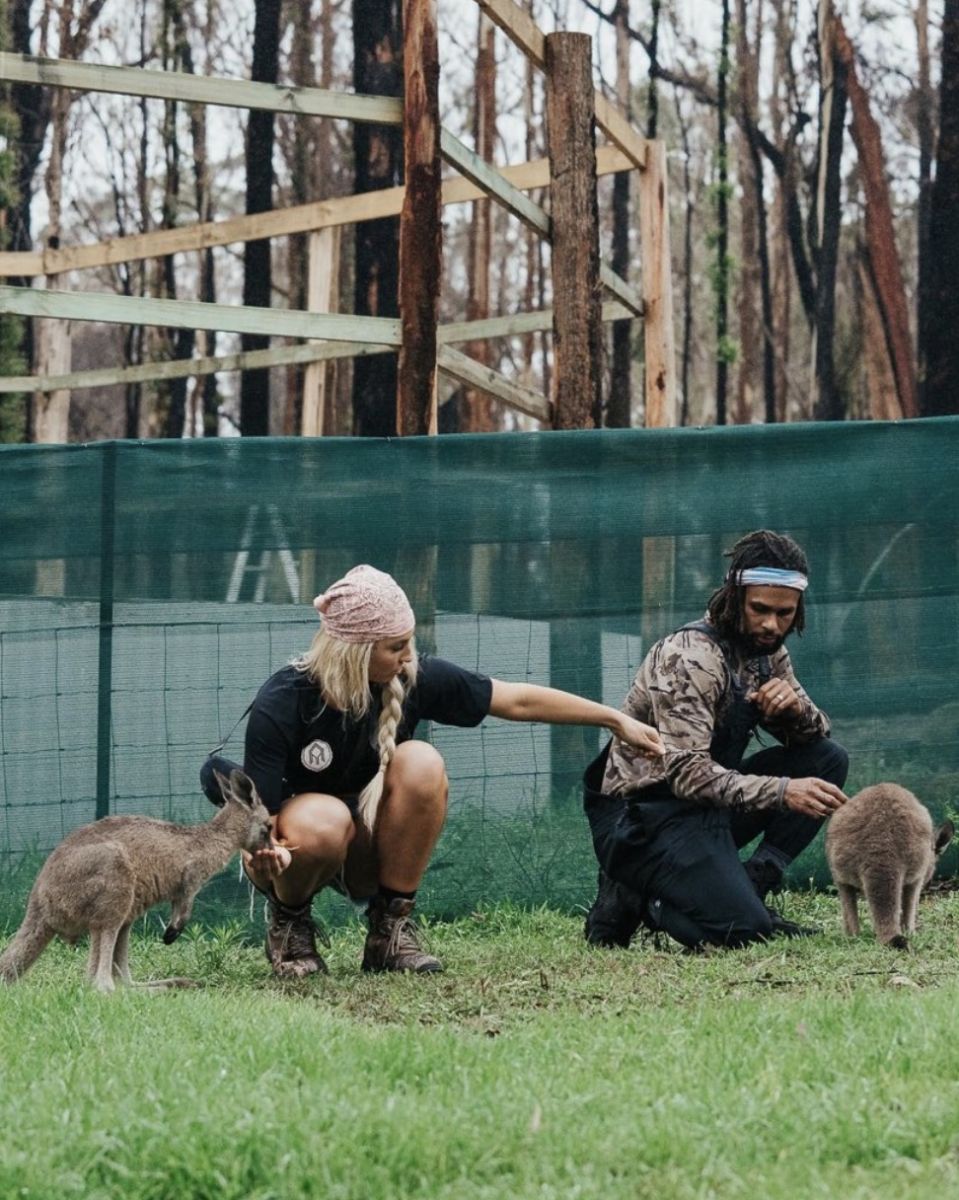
[836,883,861,936]
[863,871,907,949]
[89,926,122,992]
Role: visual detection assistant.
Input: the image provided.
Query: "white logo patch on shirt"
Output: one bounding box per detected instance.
[301,739,333,772]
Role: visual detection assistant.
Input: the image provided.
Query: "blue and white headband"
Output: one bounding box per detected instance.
[734,567,808,592]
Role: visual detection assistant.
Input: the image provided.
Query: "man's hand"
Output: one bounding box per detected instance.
[615,715,666,759]
[784,777,847,817]
[747,678,803,721]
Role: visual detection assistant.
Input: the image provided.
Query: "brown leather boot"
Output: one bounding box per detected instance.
[265,895,328,978]
[362,897,442,973]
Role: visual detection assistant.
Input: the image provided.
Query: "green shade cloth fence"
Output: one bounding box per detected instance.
[1,419,958,917]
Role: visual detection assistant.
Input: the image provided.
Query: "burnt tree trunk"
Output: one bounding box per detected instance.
[811,2,848,421]
[924,0,959,416]
[240,0,281,436]
[397,0,440,435]
[714,0,731,425]
[606,0,637,428]
[353,0,404,436]
[734,0,759,425]
[545,32,602,429]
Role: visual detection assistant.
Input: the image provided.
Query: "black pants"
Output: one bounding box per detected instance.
[586,738,849,949]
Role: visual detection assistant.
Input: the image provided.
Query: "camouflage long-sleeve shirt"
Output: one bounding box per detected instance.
[602,625,831,810]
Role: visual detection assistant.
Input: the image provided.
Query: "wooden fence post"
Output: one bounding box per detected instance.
[545,31,601,429]
[397,0,441,436]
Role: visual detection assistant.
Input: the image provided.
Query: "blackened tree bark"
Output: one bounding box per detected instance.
[606,0,638,428]
[240,0,281,436]
[811,2,847,421]
[714,0,731,425]
[8,0,48,260]
[353,0,403,436]
[924,0,959,416]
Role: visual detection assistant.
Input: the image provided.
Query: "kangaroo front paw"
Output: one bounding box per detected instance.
[163,924,182,944]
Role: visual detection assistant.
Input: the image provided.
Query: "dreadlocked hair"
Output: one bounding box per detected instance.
[293,629,419,832]
[706,529,809,641]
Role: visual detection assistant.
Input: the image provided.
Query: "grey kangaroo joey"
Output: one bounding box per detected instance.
[0,769,272,991]
[825,782,954,950]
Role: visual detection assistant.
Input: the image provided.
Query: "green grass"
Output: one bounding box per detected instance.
[3,894,959,1199]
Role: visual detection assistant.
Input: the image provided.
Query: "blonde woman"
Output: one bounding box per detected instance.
[208,564,663,978]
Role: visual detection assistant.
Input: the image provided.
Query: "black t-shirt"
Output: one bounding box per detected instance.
[244,655,493,813]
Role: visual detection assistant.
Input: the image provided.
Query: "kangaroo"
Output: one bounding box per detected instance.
[825,782,954,950]
[0,769,272,991]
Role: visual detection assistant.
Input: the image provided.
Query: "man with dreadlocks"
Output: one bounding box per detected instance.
[582,529,849,952]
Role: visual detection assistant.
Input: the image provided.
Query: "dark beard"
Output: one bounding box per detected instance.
[737,632,786,657]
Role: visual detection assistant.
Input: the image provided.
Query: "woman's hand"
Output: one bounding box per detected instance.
[615,714,665,759]
[245,840,293,881]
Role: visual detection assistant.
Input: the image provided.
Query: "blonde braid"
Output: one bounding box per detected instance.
[356,673,406,833]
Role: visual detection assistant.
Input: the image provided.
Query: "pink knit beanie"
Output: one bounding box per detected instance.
[312,564,415,643]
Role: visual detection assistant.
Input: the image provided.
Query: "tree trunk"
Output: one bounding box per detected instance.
[462,10,497,432]
[545,33,602,430]
[240,0,281,436]
[915,0,934,410]
[285,0,318,437]
[8,0,50,261]
[856,249,902,420]
[714,0,731,425]
[834,15,917,419]
[810,0,847,421]
[353,0,403,436]
[769,0,793,421]
[675,89,694,426]
[734,0,759,425]
[397,0,440,436]
[925,0,959,415]
[606,0,634,428]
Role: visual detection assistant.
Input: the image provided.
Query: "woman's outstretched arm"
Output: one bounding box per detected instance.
[488,680,665,759]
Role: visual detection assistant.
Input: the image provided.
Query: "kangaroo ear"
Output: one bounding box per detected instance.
[212,768,232,801]
[935,819,955,855]
[227,769,257,808]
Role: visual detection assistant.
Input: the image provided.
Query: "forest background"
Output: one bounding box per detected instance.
[1,0,958,444]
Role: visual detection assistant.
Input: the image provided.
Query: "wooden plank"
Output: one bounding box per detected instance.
[301,227,341,436]
[0,299,638,395]
[0,52,402,124]
[0,284,402,343]
[438,299,632,344]
[476,0,647,169]
[437,346,550,422]
[0,302,635,393]
[0,339,394,394]
[440,128,548,235]
[639,139,677,426]
[0,144,634,278]
[599,264,643,315]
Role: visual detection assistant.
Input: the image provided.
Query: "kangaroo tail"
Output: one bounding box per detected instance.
[0,900,55,984]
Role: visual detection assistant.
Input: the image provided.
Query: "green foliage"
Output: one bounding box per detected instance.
[2,900,959,1198]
